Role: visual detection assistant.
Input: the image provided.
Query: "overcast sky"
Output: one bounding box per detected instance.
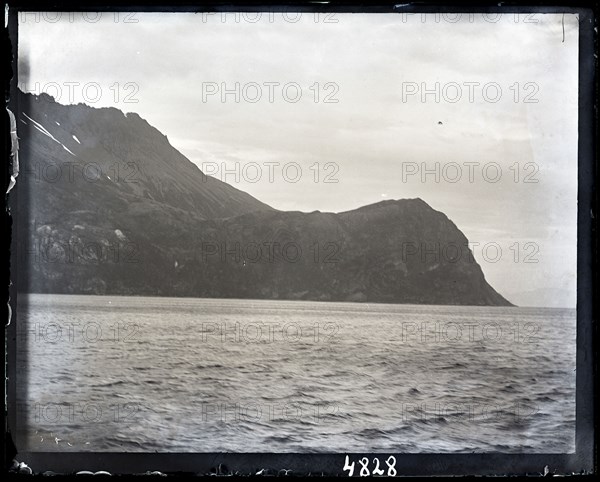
[17,12,579,307]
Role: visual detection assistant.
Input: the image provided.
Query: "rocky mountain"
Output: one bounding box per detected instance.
[16,90,272,221]
[13,90,512,306]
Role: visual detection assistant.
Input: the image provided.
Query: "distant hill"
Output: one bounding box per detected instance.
[14,90,513,306]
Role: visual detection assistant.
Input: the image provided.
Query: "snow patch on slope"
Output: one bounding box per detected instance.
[22,112,76,156]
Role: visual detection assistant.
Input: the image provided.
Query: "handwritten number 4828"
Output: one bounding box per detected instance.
[343,455,397,477]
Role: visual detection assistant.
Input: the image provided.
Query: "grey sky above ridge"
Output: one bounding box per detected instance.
[17,12,579,307]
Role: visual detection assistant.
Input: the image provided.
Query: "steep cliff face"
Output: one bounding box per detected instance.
[14,90,512,306]
[169,201,512,305]
[338,200,511,305]
[16,90,273,221]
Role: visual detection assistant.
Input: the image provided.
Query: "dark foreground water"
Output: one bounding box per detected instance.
[16,294,575,453]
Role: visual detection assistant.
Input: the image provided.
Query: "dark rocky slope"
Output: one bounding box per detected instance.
[14,90,512,306]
